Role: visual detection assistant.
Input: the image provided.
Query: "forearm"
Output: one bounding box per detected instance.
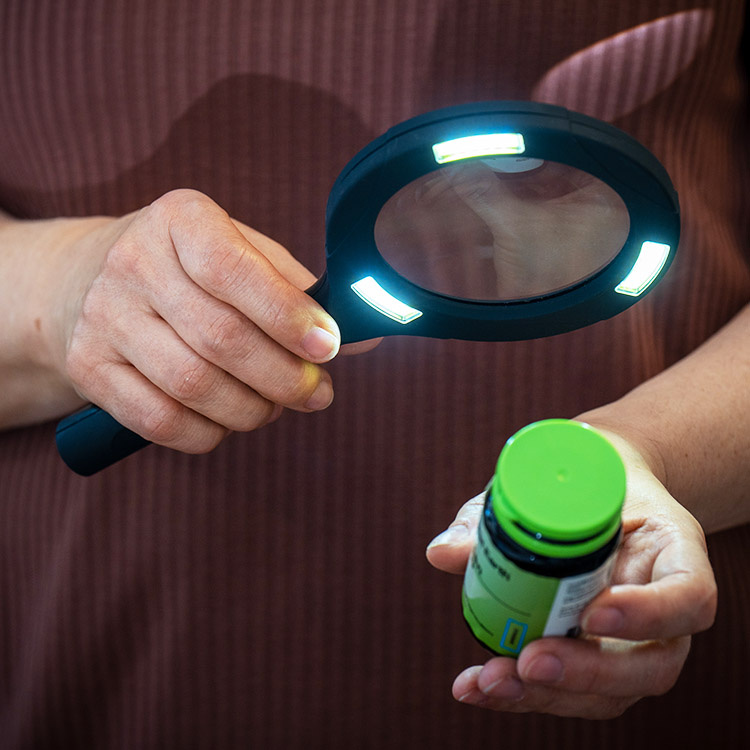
[0,210,114,428]
[579,303,750,534]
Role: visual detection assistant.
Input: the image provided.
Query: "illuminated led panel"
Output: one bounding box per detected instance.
[615,241,671,296]
[432,133,526,164]
[350,276,423,324]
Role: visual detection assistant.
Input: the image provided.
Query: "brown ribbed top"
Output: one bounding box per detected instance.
[1,1,749,748]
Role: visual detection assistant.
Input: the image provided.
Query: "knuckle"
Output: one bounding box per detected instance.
[200,308,251,361]
[694,581,718,632]
[532,688,569,716]
[66,350,106,398]
[589,698,634,720]
[575,660,606,695]
[456,493,487,523]
[648,659,683,696]
[150,188,210,219]
[64,326,113,395]
[255,278,296,329]
[102,234,149,282]
[192,236,248,295]
[226,398,278,433]
[64,337,93,384]
[188,427,229,455]
[167,357,218,403]
[640,637,690,697]
[138,400,185,445]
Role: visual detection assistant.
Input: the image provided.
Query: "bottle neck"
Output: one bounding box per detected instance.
[483,491,621,578]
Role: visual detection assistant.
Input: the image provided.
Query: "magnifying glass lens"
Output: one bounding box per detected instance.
[374,158,631,301]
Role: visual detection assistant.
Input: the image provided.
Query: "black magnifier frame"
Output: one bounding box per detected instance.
[310,100,679,342]
[55,100,679,475]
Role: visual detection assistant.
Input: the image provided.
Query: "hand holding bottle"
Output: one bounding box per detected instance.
[426,428,717,719]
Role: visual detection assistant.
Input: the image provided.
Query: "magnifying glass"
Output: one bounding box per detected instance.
[56,100,679,475]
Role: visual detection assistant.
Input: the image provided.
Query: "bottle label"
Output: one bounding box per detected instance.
[462,518,617,656]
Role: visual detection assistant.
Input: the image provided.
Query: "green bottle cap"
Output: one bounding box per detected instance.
[491,419,625,558]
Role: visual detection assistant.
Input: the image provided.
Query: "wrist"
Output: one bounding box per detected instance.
[34,215,120,373]
[0,214,118,426]
[574,406,669,491]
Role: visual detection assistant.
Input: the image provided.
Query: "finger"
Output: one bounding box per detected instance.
[232,222,384,356]
[339,338,383,355]
[82,357,230,452]
[455,658,636,720]
[66,298,229,450]
[157,190,341,363]
[514,634,690,698]
[116,313,295,432]
[235,220,383,357]
[150,274,334,413]
[582,535,717,641]
[231,220,318,291]
[425,491,487,574]
[453,665,499,706]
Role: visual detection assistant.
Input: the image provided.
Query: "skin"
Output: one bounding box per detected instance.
[426,305,750,717]
[0,189,377,447]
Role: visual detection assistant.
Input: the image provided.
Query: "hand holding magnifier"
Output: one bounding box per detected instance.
[56,101,679,475]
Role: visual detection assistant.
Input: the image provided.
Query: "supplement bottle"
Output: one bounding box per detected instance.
[462,419,626,656]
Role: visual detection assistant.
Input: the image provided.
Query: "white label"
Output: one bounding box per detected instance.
[542,553,617,637]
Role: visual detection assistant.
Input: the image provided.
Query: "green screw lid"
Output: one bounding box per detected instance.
[491,419,625,558]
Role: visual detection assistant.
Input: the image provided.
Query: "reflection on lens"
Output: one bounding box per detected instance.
[374,158,630,301]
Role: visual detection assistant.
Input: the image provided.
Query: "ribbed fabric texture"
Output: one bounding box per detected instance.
[1,1,749,748]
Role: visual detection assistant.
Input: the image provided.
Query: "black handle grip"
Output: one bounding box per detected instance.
[56,406,151,476]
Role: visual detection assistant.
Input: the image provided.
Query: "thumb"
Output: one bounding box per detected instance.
[426,491,486,575]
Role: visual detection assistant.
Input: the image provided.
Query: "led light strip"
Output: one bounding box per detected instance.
[432,133,526,164]
[615,241,671,297]
[350,276,423,324]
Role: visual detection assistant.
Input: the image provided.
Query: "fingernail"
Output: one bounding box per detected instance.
[583,607,624,636]
[483,676,525,702]
[305,379,334,411]
[524,654,564,684]
[427,525,469,550]
[302,326,340,362]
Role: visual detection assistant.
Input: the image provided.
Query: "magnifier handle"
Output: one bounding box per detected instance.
[56,405,151,476]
